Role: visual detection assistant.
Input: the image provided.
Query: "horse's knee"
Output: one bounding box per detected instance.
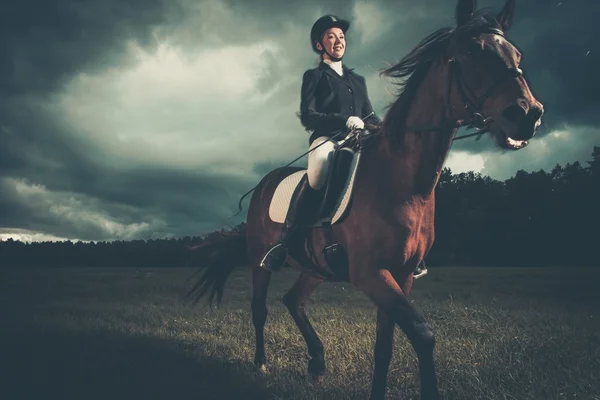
[282,292,299,312]
[414,321,435,349]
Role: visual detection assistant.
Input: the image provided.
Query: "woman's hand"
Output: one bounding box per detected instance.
[346,116,364,130]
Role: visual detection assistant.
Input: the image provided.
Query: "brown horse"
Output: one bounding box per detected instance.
[187,0,544,398]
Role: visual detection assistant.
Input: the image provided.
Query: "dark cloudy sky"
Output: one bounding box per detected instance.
[1,0,598,242]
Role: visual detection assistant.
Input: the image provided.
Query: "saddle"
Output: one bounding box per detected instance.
[268,139,362,278]
[268,144,360,227]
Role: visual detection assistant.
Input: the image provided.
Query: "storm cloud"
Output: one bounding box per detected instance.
[1,0,599,241]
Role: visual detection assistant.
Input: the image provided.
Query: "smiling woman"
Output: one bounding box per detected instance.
[259,14,391,274]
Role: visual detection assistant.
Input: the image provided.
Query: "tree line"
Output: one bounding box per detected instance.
[2,146,598,268]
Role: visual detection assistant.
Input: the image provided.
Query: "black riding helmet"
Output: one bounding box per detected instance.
[310,15,350,61]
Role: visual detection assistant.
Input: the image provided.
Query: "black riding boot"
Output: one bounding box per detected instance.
[260,174,319,272]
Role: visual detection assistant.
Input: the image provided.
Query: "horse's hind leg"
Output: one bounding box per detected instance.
[282,271,325,379]
[370,308,395,400]
[360,270,439,400]
[251,266,272,372]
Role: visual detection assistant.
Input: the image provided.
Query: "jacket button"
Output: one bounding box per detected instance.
[348,88,352,92]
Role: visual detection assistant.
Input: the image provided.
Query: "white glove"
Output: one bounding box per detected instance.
[346,116,364,130]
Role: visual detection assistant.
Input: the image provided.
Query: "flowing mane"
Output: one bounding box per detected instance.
[378,9,504,139]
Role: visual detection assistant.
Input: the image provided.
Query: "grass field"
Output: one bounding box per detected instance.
[1,266,600,400]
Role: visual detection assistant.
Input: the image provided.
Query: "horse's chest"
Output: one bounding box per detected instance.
[372,205,435,262]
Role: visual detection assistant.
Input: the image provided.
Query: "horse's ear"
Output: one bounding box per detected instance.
[497,0,516,32]
[456,0,477,26]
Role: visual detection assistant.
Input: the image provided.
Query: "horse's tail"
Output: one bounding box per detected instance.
[185,225,247,307]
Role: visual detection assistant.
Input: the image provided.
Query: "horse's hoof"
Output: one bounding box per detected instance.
[257,363,269,374]
[308,358,325,382]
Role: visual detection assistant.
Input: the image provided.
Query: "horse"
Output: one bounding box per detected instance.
[186,0,544,398]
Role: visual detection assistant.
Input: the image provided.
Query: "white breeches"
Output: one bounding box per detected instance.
[307,136,339,190]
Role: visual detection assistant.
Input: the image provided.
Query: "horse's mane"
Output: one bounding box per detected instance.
[378,9,503,142]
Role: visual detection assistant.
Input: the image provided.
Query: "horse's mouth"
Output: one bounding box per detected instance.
[504,136,528,150]
[489,121,530,150]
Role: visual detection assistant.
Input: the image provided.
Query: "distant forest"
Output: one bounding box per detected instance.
[2,146,599,268]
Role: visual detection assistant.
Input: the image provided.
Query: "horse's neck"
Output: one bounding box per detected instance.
[361,61,455,207]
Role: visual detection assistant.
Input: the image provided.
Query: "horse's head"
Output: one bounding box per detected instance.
[448,0,543,150]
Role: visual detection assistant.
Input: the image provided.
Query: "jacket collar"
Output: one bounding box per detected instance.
[318,61,355,86]
[318,60,355,73]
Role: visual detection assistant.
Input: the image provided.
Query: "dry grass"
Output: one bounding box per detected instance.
[1,266,599,399]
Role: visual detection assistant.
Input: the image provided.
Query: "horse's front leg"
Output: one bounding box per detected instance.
[282,271,325,380]
[370,307,395,400]
[360,269,439,400]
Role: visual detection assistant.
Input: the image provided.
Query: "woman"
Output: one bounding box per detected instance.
[260,15,427,279]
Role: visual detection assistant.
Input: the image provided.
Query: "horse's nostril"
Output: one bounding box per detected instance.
[502,104,527,124]
[527,106,543,122]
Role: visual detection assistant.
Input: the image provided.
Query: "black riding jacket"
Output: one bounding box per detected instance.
[300,61,381,145]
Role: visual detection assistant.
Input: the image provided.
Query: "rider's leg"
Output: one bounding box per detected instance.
[259,137,335,271]
[306,137,336,190]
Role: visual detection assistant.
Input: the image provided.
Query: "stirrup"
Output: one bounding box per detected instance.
[259,243,288,272]
[413,267,428,280]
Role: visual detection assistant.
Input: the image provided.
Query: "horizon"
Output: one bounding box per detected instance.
[3,148,596,245]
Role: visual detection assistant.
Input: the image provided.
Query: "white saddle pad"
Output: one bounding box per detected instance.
[268,151,361,227]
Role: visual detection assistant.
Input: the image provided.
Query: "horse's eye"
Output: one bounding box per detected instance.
[467,41,483,55]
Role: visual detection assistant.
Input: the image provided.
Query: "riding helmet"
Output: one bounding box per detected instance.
[310,15,350,53]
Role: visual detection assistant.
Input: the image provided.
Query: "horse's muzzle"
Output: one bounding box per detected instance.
[500,100,544,141]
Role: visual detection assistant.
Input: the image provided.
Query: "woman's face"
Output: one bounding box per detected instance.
[318,27,345,59]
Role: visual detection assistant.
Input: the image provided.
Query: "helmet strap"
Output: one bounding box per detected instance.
[319,40,343,62]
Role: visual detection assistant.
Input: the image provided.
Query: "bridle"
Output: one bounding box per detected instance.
[400,27,524,142]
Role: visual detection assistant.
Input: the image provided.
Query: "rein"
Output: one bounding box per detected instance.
[232,28,523,217]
